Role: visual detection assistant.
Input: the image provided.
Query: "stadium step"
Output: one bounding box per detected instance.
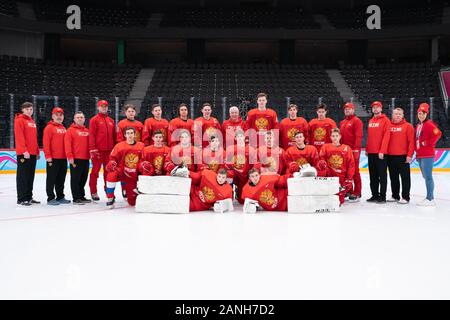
[125,68,155,113]
[326,69,370,118]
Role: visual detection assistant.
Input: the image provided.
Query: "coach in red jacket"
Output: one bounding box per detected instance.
[65,111,91,205]
[43,107,69,205]
[415,103,442,206]
[366,101,391,203]
[89,100,116,201]
[14,102,40,206]
[386,107,415,204]
[339,102,363,199]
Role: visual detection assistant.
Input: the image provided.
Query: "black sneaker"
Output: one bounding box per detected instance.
[376,198,387,204]
[122,189,127,199]
[30,199,41,204]
[91,193,100,201]
[106,198,115,208]
[348,194,359,202]
[17,201,32,206]
[73,199,85,205]
[366,196,379,203]
[80,197,92,203]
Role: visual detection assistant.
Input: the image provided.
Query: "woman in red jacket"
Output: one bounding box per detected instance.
[415,103,442,206]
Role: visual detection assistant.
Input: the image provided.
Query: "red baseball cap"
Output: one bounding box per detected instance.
[97,100,109,107]
[371,101,382,108]
[343,102,354,110]
[418,103,429,114]
[52,107,64,114]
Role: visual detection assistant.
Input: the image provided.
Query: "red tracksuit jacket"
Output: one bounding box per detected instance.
[387,119,415,157]
[89,113,116,152]
[415,120,442,158]
[339,115,363,151]
[43,121,67,160]
[14,113,39,156]
[64,123,90,161]
[366,114,391,154]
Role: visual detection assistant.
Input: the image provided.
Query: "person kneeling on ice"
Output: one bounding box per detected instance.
[139,130,171,176]
[319,128,355,205]
[188,168,233,212]
[241,166,293,212]
[105,127,144,208]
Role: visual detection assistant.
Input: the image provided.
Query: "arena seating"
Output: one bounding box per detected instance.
[141,63,343,123]
[341,62,450,147]
[326,3,443,29]
[34,1,148,27]
[0,0,17,17]
[160,8,320,29]
[0,55,141,147]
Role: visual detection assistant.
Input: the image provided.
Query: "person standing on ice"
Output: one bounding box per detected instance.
[14,102,40,206]
[415,103,442,207]
[386,107,415,204]
[88,100,116,201]
[366,101,391,204]
[43,107,70,205]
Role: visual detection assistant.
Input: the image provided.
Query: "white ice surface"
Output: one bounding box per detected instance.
[0,172,450,299]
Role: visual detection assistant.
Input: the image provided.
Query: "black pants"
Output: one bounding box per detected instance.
[70,159,89,200]
[46,159,67,201]
[387,155,411,201]
[16,155,37,203]
[368,153,388,200]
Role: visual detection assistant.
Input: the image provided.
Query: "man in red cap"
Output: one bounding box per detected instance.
[14,102,40,206]
[366,101,391,203]
[339,102,363,200]
[89,100,116,201]
[43,107,70,205]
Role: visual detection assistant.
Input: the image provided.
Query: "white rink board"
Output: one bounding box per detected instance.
[288,195,340,213]
[137,176,191,195]
[288,177,340,196]
[136,194,190,213]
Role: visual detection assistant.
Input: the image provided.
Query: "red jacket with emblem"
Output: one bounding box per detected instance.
[64,123,89,160]
[89,113,116,152]
[339,115,363,151]
[366,114,391,154]
[387,119,415,157]
[415,120,442,158]
[14,113,39,156]
[43,121,67,160]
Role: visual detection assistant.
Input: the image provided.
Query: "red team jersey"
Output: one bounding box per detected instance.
[222,117,246,145]
[43,121,66,160]
[168,117,194,146]
[285,144,319,168]
[241,174,290,211]
[164,145,201,174]
[116,119,144,143]
[109,141,145,176]
[308,118,337,151]
[142,117,170,146]
[200,147,226,173]
[141,144,171,175]
[256,146,286,175]
[192,116,222,147]
[279,117,309,149]
[245,108,278,132]
[319,143,355,179]
[189,170,233,211]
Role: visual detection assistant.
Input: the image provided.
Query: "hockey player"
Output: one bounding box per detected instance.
[168,103,194,147]
[308,103,337,152]
[319,128,355,205]
[89,100,116,201]
[256,130,286,175]
[366,101,391,204]
[386,107,415,204]
[189,168,233,212]
[64,111,91,205]
[225,129,256,204]
[245,92,278,147]
[43,107,70,205]
[164,129,201,174]
[14,102,40,206]
[139,130,171,176]
[241,167,292,212]
[339,102,363,199]
[222,106,246,147]
[116,104,144,143]
[192,102,222,148]
[200,135,226,173]
[279,104,309,149]
[284,131,327,176]
[142,104,169,146]
[105,127,145,207]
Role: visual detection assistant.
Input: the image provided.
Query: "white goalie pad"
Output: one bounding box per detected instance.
[288,195,340,213]
[287,177,340,196]
[243,198,260,214]
[135,194,190,213]
[137,175,192,195]
[213,198,234,213]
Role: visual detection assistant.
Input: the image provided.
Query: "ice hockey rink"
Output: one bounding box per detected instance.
[1,172,449,300]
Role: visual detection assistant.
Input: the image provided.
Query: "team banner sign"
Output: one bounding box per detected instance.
[1,149,450,174]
